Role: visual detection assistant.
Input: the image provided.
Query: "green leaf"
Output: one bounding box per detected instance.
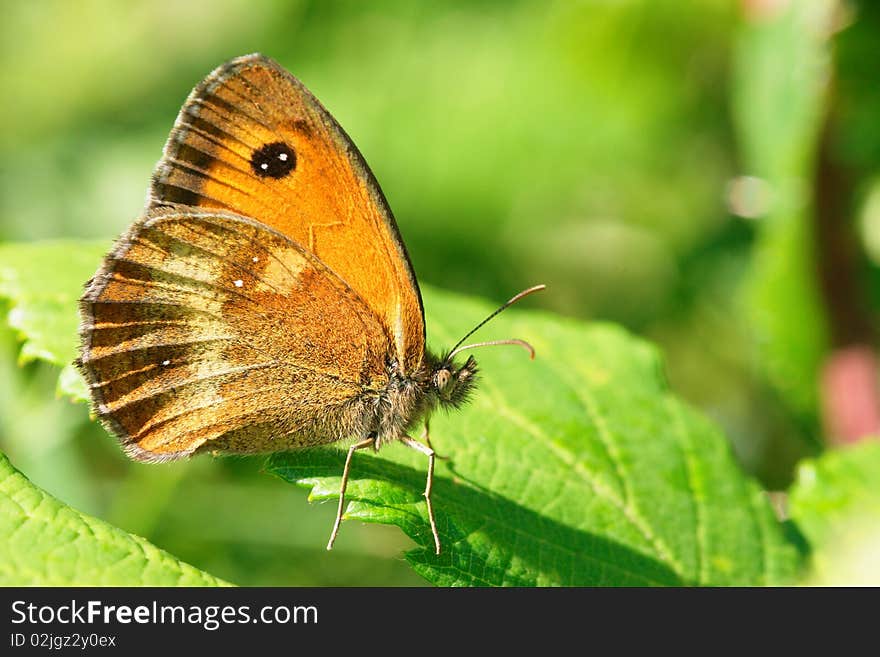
[731,1,833,423]
[0,239,800,586]
[0,240,108,402]
[269,288,800,586]
[0,449,228,585]
[789,441,880,584]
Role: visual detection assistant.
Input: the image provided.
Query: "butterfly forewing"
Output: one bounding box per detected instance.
[79,210,391,461]
[149,54,425,373]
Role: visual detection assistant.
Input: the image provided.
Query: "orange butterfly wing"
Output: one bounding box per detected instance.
[79,210,393,460]
[148,54,425,373]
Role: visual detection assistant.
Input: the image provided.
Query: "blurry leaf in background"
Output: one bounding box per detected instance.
[0,449,227,586]
[0,326,98,516]
[788,440,880,584]
[0,241,108,401]
[0,242,110,515]
[834,2,880,176]
[835,3,880,332]
[271,289,800,586]
[731,0,835,430]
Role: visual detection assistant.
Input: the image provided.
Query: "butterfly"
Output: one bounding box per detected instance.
[77,54,542,554]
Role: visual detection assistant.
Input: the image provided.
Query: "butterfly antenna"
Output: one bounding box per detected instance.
[448,338,535,361]
[446,284,546,362]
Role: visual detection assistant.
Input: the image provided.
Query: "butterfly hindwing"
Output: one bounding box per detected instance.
[149,54,425,373]
[79,210,391,461]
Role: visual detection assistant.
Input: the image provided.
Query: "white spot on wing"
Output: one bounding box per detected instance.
[252,256,259,263]
[278,152,288,161]
[233,279,244,288]
[162,359,170,366]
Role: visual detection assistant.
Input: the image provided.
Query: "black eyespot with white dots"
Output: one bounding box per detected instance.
[251,142,296,179]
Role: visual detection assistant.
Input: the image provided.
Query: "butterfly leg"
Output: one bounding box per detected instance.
[327,436,376,551]
[401,436,441,555]
[421,420,449,460]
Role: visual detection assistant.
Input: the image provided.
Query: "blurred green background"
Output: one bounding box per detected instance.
[2,0,878,585]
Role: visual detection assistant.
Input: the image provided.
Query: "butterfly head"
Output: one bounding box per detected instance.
[427,284,546,410]
[432,355,478,408]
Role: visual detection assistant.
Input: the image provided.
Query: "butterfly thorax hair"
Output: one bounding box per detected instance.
[360,352,478,447]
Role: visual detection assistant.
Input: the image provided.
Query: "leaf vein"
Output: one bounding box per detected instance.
[667,399,706,583]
